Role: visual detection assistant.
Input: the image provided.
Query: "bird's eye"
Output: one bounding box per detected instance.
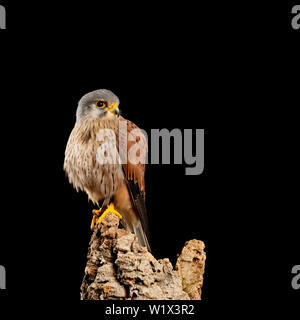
[96,101,106,108]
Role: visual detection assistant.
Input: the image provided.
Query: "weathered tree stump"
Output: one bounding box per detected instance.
[80,212,206,300]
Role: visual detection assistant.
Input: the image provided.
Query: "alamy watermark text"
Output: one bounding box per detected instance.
[0,5,6,29]
[0,265,6,289]
[291,5,300,30]
[291,265,300,290]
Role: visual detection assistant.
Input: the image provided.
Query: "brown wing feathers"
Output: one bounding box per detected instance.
[116,118,150,247]
[117,118,146,191]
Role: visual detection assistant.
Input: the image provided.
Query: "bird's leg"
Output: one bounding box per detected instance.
[91,202,103,230]
[97,202,122,224]
[91,207,101,230]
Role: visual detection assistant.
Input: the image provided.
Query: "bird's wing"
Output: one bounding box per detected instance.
[116,117,150,245]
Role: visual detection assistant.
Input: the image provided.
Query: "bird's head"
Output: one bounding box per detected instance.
[76,89,120,122]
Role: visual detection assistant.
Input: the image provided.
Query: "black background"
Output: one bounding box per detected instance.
[0,0,299,315]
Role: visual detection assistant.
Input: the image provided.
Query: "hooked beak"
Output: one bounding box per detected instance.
[108,103,120,116]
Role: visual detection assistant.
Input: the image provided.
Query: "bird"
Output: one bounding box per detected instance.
[64,89,150,251]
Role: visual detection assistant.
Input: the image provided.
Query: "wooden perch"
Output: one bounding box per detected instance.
[81,212,206,300]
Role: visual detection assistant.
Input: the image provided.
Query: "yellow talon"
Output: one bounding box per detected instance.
[97,203,122,224]
[92,208,101,216]
[90,215,97,230]
[91,208,101,230]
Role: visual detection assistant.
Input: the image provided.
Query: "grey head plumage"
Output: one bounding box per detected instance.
[76,89,120,121]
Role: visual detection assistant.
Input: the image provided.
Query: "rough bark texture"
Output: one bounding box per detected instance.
[80,212,206,300]
[176,239,206,300]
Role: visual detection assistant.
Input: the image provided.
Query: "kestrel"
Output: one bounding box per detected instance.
[64,89,150,251]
